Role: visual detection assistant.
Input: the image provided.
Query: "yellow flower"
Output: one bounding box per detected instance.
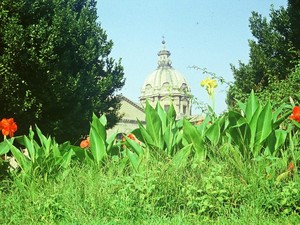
[200,77,217,95]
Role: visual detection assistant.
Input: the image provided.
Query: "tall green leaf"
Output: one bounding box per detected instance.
[89,124,107,165]
[255,101,273,144]
[144,101,163,149]
[156,102,167,134]
[137,119,155,146]
[167,103,176,122]
[0,140,10,155]
[245,90,259,122]
[6,139,31,173]
[248,105,262,149]
[172,144,192,168]
[205,119,221,146]
[126,149,141,172]
[183,119,206,160]
[92,113,107,142]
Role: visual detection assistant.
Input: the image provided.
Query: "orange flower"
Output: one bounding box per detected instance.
[288,161,295,172]
[80,137,90,148]
[0,118,17,137]
[123,133,142,145]
[127,133,136,141]
[289,106,300,122]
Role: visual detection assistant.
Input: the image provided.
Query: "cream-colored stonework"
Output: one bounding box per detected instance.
[107,96,145,136]
[108,41,194,136]
[140,41,191,118]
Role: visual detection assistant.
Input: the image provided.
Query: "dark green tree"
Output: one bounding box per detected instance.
[0,0,125,143]
[288,0,300,52]
[227,1,300,108]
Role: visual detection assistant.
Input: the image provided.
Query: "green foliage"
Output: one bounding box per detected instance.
[0,0,125,142]
[1,160,300,224]
[256,62,300,107]
[228,2,300,107]
[288,0,300,53]
[5,125,74,179]
[225,91,291,159]
[125,136,145,172]
[183,118,206,161]
[136,101,183,154]
[73,113,119,166]
[2,92,300,223]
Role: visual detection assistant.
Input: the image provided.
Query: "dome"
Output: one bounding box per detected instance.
[140,40,192,117]
[141,68,190,97]
[140,41,191,99]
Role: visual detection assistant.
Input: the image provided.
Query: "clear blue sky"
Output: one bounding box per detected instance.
[97,0,287,114]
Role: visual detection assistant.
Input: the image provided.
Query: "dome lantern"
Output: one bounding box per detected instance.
[157,40,172,68]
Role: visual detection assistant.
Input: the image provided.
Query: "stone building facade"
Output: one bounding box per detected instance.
[140,41,191,118]
[108,41,193,135]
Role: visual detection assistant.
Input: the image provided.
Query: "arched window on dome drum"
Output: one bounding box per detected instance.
[183,105,187,115]
[162,82,170,93]
[180,83,188,92]
[145,84,152,94]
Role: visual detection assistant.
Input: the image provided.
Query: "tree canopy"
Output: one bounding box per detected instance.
[227,0,300,108]
[0,0,125,142]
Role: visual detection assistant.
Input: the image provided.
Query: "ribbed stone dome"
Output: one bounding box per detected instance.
[140,41,191,98]
[140,41,192,117]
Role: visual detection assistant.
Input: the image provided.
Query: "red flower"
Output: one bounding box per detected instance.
[127,133,136,141]
[122,133,142,145]
[80,137,90,148]
[289,106,300,122]
[0,118,17,137]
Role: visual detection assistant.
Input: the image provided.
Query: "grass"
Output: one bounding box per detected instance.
[1,155,300,225]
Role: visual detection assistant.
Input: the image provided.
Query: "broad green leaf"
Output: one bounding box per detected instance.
[236,100,246,113]
[144,101,163,149]
[92,114,107,143]
[6,139,31,173]
[167,103,176,122]
[126,149,141,172]
[255,101,273,144]
[172,144,192,168]
[291,120,300,129]
[196,116,211,137]
[156,102,167,133]
[60,149,74,169]
[205,120,221,146]
[248,105,262,149]
[98,114,107,127]
[84,150,95,166]
[137,119,154,146]
[24,136,35,162]
[125,136,144,156]
[272,110,291,129]
[106,131,118,153]
[227,111,245,126]
[71,146,86,162]
[164,123,177,156]
[274,130,287,153]
[183,119,205,160]
[29,126,35,140]
[35,125,51,156]
[227,122,250,157]
[52,142,61,158]
[0,140,10,155]
[245,90,259,122]
[89,124,107,165]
